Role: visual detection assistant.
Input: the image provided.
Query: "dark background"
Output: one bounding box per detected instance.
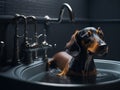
[0,0,120,63]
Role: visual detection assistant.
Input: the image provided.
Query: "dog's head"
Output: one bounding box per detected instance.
[75,27,108,56]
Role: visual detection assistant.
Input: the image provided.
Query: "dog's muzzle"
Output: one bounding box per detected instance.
[87,34,108,56]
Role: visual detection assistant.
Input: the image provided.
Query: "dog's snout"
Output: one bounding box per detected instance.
[97,44,108,56]
[87,36,108,55]
[98,39,106,46]
[99,44,108,51]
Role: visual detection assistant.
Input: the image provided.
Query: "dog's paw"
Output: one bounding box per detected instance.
[57,71,66,77]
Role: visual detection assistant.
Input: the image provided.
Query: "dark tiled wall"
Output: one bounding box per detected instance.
[0,0,89,63]
[1,0,88,18]
[88,0,120,19]
[88,0,120,60]
[0,0,120,62]
[0,0,5,15]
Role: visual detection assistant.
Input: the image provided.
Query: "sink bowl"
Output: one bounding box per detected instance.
[10,59,120,87]
[1,59,120,90]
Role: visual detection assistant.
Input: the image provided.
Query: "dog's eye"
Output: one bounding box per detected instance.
[79,30,92,38]
[82,31,93,44]
[84,31,92,38]
[87,30,92,37]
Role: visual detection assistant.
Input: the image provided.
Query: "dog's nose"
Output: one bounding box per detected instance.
[98,39,106,46]
[96,38,108,56]
[99,44,108,51]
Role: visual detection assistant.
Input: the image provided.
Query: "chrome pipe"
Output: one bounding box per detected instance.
[26,16,38,59]
[41,15,53,63]
[13,14,26,65]
[23,15,41,64]
[26,16,37,44]
[58,3,74,23]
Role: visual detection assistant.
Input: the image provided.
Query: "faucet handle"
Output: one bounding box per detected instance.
[42,41,56,49]
[41,41,53,49]
[0,41,4,46]
[36,34,43,38]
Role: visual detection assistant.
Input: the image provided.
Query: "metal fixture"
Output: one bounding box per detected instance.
[43,3,74,23]
[58,3,74,23]
[27,16,39,59]
[40,3,74,69]
[22,15,41,64]
[12,3,74,65]
[13,14,26,65]
[41,2,74,61]
[41,15,53,63]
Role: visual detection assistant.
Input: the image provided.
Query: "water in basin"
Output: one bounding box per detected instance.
[28,68,120,85]
[11,59,120,87]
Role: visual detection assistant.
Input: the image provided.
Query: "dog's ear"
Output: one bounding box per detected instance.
[96,27,104,39]
[73,30,80,40]
[73,30,79,38]
[65,30,79,48]
[74,30,83,43]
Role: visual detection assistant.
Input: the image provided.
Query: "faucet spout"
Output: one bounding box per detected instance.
[58,3,74,23]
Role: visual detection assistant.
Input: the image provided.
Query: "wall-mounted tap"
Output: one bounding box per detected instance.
[41,15,52,63]
[26,16,39,59]
[42,16,51,47]
[22,15,42,64]
[13,14,26,65]
[58,3,74,23]
[40,3,74,62]
[26,16,37,46]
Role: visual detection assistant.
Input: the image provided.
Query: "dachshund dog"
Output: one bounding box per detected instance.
[48,27,108,77]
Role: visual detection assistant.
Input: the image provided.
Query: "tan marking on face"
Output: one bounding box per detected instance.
[87,39,99,53]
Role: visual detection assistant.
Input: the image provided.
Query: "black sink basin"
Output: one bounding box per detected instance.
[0,59,120,90]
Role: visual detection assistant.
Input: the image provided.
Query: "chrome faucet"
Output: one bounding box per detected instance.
[13,14,26,65]
[22,15,41,64]
[26,16,39,59]
[41,15,52,63]
[40,3,74,66]
[58,3,74,23]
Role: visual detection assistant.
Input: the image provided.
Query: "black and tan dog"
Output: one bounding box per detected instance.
[48,27,108,77]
